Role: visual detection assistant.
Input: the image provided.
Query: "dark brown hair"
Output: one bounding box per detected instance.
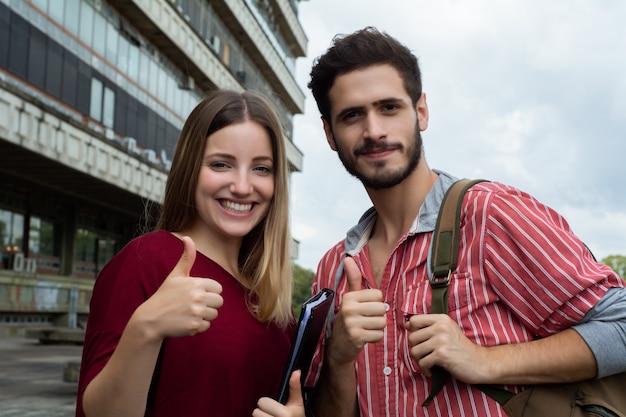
[308,26,422,124]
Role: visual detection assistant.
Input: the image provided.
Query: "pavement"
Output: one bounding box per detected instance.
[0,334,82,417]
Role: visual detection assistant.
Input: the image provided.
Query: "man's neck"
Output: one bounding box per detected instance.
[366,161,438,248]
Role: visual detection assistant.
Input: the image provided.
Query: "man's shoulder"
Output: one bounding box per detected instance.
[464,180,533,203]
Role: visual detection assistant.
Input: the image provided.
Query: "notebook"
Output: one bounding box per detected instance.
[277,288,335,404]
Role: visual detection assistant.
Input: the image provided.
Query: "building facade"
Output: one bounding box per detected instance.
[0,0,307,334]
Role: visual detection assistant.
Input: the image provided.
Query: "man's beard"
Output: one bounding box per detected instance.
[334,124,422,190]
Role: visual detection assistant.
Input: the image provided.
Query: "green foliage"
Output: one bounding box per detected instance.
[292,263,315,317]
[601,255,626,280]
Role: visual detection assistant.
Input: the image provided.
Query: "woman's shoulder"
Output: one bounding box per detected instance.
[107,230,182,268]
[128,230,180,251]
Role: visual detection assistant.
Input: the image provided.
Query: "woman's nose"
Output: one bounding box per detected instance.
[229,172,253,195]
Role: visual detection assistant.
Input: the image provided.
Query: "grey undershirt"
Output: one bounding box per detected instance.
[573,286,626,377]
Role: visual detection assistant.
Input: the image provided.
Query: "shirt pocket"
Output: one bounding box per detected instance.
[398,272,475,374]
[400,271,474,316]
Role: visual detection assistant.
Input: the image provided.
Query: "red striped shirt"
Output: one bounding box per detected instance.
[308,181,624,417]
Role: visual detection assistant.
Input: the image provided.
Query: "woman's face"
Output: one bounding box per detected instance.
[194,120,275,240]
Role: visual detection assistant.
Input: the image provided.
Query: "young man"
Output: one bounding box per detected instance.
[305,27,626,417]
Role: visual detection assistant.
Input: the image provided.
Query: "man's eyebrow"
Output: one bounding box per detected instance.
[373,97,405,107]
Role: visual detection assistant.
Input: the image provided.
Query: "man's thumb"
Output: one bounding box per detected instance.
[170,236,196,277]
[343,256,363,292]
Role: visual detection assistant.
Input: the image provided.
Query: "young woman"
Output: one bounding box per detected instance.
[76,90,303,417]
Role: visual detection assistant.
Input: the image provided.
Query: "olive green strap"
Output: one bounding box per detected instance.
[423,179,487,406]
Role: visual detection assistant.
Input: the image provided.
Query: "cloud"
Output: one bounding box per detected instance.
[291,0,626,271]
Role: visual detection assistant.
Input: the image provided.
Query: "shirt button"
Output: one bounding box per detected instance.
[383,366,392,376]
[384,303,390,311]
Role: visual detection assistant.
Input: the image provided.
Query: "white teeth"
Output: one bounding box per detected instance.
[222,201,252,213]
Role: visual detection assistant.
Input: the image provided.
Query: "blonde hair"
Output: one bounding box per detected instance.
[157,90,293,327]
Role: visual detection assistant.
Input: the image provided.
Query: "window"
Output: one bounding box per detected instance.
[29,216,55,256]
[127,42,138,80]
[90,77,116,127]
[78,2,94,47]
[47,0,65,25]
[64,0,80,36]
[102,86,115,128]
[89,78,103,121]
[105,20,118,63]
[92,10,106,57]
[74,228,116,278]
[117,33,129,75]
[0,209,24,270]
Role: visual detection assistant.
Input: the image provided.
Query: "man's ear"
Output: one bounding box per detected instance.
[322,117,338,151]
[416,93,429,131]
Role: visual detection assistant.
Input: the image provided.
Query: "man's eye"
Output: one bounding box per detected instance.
[342,111,360,121]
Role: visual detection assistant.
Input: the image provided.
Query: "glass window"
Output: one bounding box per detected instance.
[90,78,103,121]
[74,229,116,277]
[64,0,80,36]
[47,0,65,25]
[148,58,158,94]
[75,228,97,263]
[29,216,55,256]
[30,0,49,14]
[102,86,115,128]
[117,34,129,75]
[79,2,94,47]
[0,209,24,270]
[105,20,118,63]
[138,50,150,88]
[156,66,167,103]
[127,43,139,81]
[92,11,106,57]
[97,237,116,267]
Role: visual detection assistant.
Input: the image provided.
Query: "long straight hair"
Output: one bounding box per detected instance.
[156,90,293,327]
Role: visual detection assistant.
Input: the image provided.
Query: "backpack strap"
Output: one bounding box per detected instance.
[423,178,487,406]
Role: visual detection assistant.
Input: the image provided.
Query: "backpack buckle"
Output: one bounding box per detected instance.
[429,270,452,288]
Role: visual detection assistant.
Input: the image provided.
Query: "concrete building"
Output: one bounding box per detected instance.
[0,0,307,336]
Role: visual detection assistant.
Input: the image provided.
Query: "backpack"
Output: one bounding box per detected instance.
[426,179,626,417]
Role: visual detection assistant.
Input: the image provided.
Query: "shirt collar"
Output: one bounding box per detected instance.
[344,169,459,255]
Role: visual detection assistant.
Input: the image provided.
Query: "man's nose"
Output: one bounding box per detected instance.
[364,113,386,140]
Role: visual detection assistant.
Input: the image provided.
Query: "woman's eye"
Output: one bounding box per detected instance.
[253,165,273,175]
[210,162,229,169]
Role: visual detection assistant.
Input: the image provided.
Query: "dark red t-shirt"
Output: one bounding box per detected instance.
[76,231,294,417]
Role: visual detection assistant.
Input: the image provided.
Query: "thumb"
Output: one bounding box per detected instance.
[170,236,196,278]
[285,370,303,408]
[343,256,363,292]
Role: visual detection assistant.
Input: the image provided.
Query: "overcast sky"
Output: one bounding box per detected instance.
[289,0,626,272]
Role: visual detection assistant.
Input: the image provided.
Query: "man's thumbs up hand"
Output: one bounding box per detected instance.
[131,236,224,341]
[327,257,386,365]
[344,256,364,292]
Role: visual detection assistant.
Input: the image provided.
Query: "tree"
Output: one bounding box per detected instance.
[601,255,626,280]
[292,263,315,316]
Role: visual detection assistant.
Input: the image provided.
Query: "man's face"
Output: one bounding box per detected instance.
[323,64,428,190]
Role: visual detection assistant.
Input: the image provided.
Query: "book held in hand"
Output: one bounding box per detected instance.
[277,288,335,404]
